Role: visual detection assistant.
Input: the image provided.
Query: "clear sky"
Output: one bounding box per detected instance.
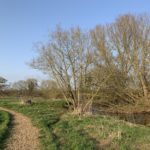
[0,0,150,83]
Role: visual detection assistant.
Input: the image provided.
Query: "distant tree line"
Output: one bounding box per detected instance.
[0,77,63,99]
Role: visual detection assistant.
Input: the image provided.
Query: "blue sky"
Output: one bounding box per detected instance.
[0,0,150,83]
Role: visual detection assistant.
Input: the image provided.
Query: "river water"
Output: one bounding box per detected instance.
[93,108,150,126]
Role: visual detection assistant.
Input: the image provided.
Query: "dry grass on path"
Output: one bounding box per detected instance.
[0,107,40,150]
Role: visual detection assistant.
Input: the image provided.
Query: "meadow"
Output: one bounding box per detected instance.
[0,97,150,150]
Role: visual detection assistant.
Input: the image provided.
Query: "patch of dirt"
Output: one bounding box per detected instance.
[0,107,40,150]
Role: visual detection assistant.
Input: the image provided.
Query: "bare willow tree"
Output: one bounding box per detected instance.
[91,25,129,104]
[108,14,150,102]
[31,26,103,114]
[90,14,150,104]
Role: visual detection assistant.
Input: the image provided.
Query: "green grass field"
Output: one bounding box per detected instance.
[0,110,11,149]
[0,97,150,150]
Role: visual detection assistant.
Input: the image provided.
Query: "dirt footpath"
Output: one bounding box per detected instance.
[0,107,40,150]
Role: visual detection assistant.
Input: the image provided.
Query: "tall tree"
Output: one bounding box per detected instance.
[108,14,150,101]
[30,26,107,114]
[91,25,129,103]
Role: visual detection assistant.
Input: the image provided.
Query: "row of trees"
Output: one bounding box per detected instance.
[12,78,38,95]
[12,79,62,98]
[0,77,62,98]
[31,14,150,115]
[0,77,38,96]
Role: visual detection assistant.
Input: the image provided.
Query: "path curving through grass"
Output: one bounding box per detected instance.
[0,107,40,150]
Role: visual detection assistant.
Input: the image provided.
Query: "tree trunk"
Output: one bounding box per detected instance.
[140,75,149,101]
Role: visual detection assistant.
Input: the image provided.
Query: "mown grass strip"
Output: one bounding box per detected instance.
[0,110,11,149]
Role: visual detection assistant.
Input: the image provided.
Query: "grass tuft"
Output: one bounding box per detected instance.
[0,110,11,149]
